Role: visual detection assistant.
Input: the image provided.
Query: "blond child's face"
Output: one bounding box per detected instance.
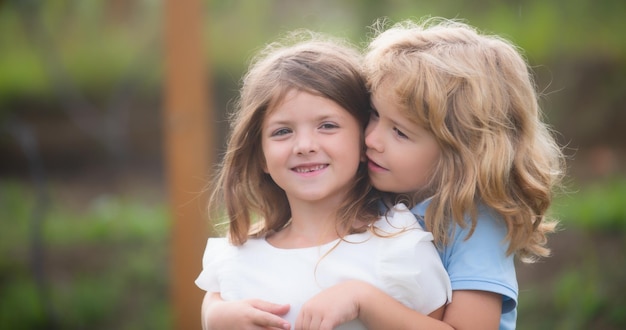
[261,89,363,205]
[365,88,441,194]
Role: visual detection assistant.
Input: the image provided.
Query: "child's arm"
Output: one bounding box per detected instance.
[441,290,501,329]
[358,285,501,329]
[296,280,501,330]
[201,292,291,330]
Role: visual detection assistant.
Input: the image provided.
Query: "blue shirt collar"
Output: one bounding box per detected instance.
[409,198,433,229]
[410,197,432,217]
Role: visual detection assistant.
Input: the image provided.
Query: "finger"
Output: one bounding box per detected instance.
[250,308,291,330]
[250,299,291,316]
[308,315,322,330]
[294,311,310,330]
[319,318,337,330]
[297,313,321,330]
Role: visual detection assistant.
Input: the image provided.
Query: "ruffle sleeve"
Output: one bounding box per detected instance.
[194,237,234,292]
[377,203,452,314]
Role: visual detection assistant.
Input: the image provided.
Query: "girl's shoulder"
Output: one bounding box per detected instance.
[376,203,420,229]
[203,237,237,260]
[376,203,452,312]
[374,203,432,241]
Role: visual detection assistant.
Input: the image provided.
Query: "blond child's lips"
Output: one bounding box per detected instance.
[366,157,387,171]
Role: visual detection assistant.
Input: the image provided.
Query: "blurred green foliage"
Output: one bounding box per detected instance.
[1,0,625,104]
[519,264,626,330]
[0,180,171,329]
[0,0,625,329]
[516,178,626,330]
[552,177,626,231]
[2,0,625,155]
[0,0,162,106]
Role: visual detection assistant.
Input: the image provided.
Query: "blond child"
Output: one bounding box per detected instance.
[297,17,565,330]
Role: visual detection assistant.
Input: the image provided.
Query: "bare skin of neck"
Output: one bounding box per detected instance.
[266,198,353,249]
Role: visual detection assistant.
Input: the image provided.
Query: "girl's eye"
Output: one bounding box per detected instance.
[394,127,409,139]
[271,128,291,137]
[320,122,339,130]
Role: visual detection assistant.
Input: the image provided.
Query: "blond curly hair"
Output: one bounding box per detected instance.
[365,17,566,262]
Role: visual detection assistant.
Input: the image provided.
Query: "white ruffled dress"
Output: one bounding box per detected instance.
[196,203,451,329]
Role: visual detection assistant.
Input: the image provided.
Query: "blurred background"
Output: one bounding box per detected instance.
[1,0,624,329]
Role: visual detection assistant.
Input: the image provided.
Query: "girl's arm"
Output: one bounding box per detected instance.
[296,280,501,330]
[201,292,291,330]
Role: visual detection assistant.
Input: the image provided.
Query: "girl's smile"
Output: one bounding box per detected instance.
[262,89,363,204]
[292,163,329,174]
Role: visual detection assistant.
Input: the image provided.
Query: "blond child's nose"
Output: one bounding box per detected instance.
[365,124,383,152]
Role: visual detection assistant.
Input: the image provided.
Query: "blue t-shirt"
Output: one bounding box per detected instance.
[411,199,518,330]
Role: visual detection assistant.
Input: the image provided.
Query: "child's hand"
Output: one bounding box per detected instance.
[295,280,366,330]
[202,293,291,330]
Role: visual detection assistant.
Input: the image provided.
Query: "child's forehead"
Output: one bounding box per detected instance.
[370,73,411,94]
[267,87,315,111]
[371,86,429,126]
[370,80,403,107]
[266,88,341,116]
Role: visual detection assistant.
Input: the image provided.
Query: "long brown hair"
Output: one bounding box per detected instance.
[210,30,379,246]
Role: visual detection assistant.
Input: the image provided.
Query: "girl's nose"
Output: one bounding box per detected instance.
[293,133,318,155]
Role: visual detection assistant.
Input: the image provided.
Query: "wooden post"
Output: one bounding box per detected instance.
[163,0,213,329]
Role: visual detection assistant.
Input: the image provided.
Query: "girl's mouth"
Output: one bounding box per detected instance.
[292,164,328,173]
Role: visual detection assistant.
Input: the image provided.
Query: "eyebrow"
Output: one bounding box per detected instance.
[265,113,345,126]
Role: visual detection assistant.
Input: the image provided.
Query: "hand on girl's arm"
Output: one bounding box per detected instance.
[298,280,503,330]
[201,292,291,330]
[296,280,450,330]
[295,281,361,330]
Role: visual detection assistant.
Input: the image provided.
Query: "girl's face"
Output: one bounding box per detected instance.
[262,89,362,205]
[365,88,441,194]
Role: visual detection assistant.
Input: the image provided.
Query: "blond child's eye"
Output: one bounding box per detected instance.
[394,127,408,139]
